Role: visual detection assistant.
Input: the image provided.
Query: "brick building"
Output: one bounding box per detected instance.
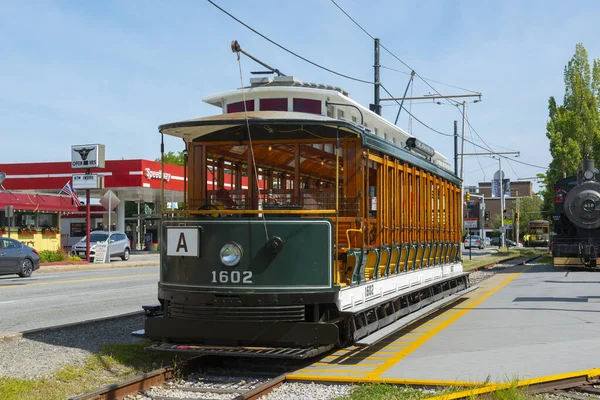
[464,180,535,236]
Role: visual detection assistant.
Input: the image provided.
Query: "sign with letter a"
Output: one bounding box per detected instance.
[167,228,200,257]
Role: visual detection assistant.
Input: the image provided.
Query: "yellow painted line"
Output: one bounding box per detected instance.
[366,268,530,379]
[314,362,383,367]
[426,368,600,400]
[295,369,368,375]
[321,355,391,361]
[0,273,158,289]
[285,374,482,387]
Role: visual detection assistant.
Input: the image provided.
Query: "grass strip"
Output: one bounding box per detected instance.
[0,340,183,400]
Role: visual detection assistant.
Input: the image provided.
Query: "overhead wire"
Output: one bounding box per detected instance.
[381,65,480,94]
[329,0,551,172]
[207,0,373,85]
[465,105,488,181]
[210,0,549,171]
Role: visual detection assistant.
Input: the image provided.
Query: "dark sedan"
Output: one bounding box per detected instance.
[0,237,40,278]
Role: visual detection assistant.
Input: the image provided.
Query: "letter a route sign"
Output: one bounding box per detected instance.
[167,227,200,257]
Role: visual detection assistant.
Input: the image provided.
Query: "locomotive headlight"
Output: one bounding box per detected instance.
[220,242,243,266]
[584,170,594,180]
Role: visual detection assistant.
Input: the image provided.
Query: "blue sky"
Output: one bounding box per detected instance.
[2,0,600,192]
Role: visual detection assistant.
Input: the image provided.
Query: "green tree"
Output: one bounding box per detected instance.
[155,151,185,166]
[542,43,600,214]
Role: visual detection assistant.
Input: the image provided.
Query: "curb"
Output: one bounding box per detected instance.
[38,261,159,273]
[469,254,542,273]
[0,311,144,343]
[40,260,88,266]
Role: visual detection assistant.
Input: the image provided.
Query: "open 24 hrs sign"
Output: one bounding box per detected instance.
[167,228,200,257]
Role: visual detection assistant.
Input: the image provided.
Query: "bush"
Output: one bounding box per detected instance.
[68,255,82,262]
[39,249,68,263]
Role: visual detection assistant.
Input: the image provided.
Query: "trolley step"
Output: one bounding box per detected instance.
[145,342,334,359]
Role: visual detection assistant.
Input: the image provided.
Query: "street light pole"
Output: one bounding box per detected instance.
[499,157,505,249]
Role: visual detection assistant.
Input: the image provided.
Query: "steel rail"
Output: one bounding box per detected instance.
[68,356,205,400]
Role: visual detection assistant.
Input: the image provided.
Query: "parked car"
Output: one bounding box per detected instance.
[71,231,131,261]
[490,237,501,246]
[464,235,483,249]
[0,237,40,278]
[484,237,491,247]
[505,239,523,247]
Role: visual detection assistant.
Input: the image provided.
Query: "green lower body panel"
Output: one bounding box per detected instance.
[144,316,339,348]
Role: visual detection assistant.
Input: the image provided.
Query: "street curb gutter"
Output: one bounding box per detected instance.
[0,310,144,343]
[38,261,159,273]
[469,254,542,273]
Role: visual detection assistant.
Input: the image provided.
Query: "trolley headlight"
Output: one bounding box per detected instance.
[219,242,243,266]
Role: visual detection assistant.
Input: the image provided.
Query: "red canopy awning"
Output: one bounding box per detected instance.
[0,191,79,213]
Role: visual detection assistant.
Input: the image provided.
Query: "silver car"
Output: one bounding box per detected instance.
[0,237,40,278]
[71,231,131,261]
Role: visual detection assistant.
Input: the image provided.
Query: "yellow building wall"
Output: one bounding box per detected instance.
[0,230,61,251]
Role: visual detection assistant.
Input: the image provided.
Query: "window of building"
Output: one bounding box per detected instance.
[293,98,321,114]
[227,100,255,113]
[338,109,345,119]
[260,98,287,111]
[38,213,57,228]
[352,116,357,122]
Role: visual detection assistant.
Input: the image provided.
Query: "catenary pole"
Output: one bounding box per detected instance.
[454,120,458,176]
[373,38,381,116]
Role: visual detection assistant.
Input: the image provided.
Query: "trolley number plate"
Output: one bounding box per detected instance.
[211,270,253,284]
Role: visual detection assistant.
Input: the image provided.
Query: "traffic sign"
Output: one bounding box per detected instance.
[100,190,120,211]
[464,218,478,229]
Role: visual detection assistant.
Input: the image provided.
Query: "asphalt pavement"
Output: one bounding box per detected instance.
[0,265,159,337]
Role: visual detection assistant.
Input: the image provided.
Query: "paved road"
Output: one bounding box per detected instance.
[0,266,159,337]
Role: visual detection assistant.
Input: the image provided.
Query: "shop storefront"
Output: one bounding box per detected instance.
[0,159,184,251]
[0,191,78,251]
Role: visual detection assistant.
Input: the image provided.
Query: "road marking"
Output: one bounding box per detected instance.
[365,267,531,379]
[0,274,158,289]
[0,300,15,305]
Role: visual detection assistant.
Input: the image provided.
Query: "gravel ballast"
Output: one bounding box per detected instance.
[0,314,144,379]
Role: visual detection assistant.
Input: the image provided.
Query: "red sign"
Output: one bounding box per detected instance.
[0,160,185,192]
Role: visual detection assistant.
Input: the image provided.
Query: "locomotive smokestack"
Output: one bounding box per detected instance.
[582,159,595,181]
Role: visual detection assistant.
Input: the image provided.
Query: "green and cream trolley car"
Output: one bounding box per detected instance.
[142,75,470,358]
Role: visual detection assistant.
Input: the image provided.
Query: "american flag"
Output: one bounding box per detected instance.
[59,181,81,207]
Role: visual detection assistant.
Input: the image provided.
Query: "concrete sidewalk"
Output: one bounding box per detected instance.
[38,252,159,273]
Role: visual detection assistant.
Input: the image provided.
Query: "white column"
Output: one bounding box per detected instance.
[116,194,125,233]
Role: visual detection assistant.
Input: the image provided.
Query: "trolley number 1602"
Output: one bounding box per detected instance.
[211,270,253,284]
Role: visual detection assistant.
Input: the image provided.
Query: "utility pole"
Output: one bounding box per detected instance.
[461,151,520,250]
[515,190,520,244]
[380,93,481,182]
[499,157,505,249]
[460,101,466,181]
[372,38,381,116]
[454,120,458,176]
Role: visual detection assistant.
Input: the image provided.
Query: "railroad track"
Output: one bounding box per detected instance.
[69,355,307,400]
[71,255,543,400]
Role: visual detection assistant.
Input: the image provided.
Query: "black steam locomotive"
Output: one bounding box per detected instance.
[553,160,600,267]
